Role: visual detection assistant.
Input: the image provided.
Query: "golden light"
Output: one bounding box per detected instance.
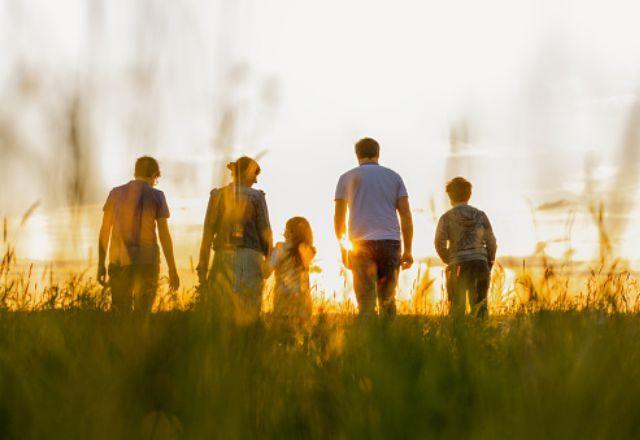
[339,236,353,252]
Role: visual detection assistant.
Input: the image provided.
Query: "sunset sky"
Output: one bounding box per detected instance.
[3,0,640,287]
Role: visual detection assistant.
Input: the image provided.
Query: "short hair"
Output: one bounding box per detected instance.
[134,156,161,178]
[355,137,380,159]
[446,177,472,203]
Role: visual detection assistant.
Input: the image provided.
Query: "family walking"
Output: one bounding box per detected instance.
[97,138,497,320]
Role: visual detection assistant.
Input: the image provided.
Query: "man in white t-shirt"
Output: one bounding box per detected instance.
[334,138,414,317]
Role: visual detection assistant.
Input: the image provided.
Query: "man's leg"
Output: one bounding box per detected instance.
[133,264,160,313]
[351,243,377,317]
[108,264,132,313]
[376,241,401,319]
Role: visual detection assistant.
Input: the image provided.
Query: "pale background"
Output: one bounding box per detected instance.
[2,0,640,297]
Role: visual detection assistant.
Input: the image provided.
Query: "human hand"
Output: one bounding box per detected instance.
[299,243,316,268]
[196,265,208,286]
[169,268,180,291]
[400,252,413,270]
[97,265,107,286]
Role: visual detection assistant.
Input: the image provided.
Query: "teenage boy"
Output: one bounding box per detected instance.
[98,156,179,313]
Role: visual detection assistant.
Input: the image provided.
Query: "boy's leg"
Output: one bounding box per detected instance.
[470,261,490,318]
[446,264,466,318]
[351,242,377,317]
[133,264,160,313]
[376,241,401,319]
[108,264,132,313]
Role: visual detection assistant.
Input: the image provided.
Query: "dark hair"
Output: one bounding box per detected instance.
[446,177,472,203]
[285,217,316,268]
[135,156,161,178]
[227,156,261,181]
[355,137,380,159]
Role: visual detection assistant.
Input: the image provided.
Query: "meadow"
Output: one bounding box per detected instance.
[1,247,640,438]
[2,306,640,438]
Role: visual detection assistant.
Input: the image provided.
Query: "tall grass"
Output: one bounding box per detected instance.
[1,309,640,438]
[1,220,640,437]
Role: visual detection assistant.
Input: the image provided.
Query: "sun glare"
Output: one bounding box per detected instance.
[339,236,354,252]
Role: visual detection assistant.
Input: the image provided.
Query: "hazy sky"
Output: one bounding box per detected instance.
[2,0,640,271]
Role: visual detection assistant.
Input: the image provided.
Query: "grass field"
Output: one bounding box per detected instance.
[2,242,640,438]
[1,306,640,438]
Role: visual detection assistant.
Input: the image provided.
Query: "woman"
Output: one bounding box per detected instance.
[197,156,272,324]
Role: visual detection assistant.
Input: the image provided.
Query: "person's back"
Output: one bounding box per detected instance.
[270,241,314,319]
[336,164,406,242]
[98,156,179,313]
[435,204,495,265]
[334,138,413,318]
[106,180,168,266]
[197,157,272,324]
[209,183,271,256]
[434,177,496,318]
[265,217,315,327]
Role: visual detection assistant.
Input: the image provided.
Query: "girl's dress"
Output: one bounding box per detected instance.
[270,242,313,319]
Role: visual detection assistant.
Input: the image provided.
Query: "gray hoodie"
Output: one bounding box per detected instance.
[434,204,497,266]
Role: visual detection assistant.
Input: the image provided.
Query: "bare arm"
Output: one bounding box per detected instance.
[158,218,180,290]
[334,200,347,240]
[397,197,414,269]
[97,211,112,285]
[334,199,349,268]
[434,216,449,264]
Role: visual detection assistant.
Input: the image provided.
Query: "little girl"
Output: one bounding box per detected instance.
[268,217,316,321]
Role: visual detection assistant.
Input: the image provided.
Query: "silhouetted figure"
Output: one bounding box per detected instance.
[265,217,316,324]
[334,138,414,318]
[98,156,180,313]
[197,157,272,324]
[435,177,497,318]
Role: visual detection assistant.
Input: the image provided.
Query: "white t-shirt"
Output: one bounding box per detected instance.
[335,163,408,241]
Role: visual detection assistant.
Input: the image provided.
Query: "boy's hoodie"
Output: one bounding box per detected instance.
[434,204,497,266]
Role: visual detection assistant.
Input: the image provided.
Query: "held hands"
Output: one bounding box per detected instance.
[400,252,414,270]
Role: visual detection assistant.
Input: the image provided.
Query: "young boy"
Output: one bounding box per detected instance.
[434,177,497,317]
[98,156,179,313]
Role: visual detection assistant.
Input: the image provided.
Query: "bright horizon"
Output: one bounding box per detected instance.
[3,0,640,285]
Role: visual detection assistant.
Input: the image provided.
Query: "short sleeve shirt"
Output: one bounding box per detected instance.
[103,180,170,266]
[335,163,408,241]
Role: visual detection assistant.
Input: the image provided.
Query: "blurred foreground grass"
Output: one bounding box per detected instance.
[1,309,640,438]
[2,238,640,438]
